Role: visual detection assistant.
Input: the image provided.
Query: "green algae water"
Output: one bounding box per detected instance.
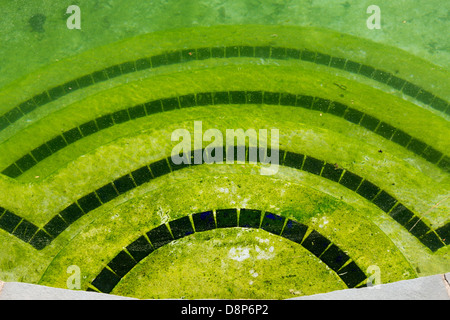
[0,0,448,300]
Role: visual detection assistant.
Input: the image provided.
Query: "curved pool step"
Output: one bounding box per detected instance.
[0,147,447,252]
[88,210,368,293]
[1,26,448,135]
[3,90,448,179]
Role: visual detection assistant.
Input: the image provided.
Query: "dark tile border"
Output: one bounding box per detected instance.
[0,148,447,253]
[3,90,448,180]
[1,45,447,134]
[88,210,368,293]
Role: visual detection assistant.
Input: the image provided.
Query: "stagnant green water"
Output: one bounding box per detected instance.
[0,1,448,299]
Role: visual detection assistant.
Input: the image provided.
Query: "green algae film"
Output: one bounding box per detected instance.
[112,228,347,299]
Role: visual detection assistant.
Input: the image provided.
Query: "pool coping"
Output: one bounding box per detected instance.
[291,272,450,300]
[1,273,449,300]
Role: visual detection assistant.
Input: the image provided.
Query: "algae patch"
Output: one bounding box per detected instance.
[111,228,345,299]
[29,14,46,33]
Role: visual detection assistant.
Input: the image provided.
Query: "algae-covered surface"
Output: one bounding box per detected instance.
[113,228,347,299]
[0,0,449,89]
[0,1,448,300]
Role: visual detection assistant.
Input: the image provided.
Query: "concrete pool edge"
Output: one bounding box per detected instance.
[1,273,449,300]
[291,273,450,300]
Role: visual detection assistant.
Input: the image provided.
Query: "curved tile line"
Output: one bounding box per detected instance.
[0,45,448,133]
[87,210,368,294]
[2,90,448,179]
[0,147,447,252]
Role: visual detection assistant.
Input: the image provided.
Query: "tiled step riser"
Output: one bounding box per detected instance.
[1,45,448,133]
[0,148,447,251]
[3,90,448,179]
[89,210,368,293]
